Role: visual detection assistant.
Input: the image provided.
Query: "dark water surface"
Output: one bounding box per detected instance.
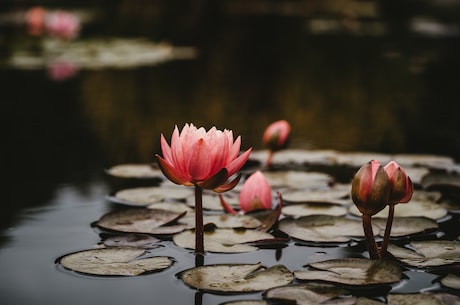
[1,1,460,304]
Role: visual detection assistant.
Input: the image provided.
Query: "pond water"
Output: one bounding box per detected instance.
[1,1,460,305]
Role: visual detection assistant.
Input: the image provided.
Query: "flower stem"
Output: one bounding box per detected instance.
[380,204,394,258]
[194,186,204,255]
[265,151,274,168]
[362,214,381,259]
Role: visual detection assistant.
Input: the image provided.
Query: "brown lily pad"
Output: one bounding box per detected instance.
[388,240,460,267]
[294,258,402,286]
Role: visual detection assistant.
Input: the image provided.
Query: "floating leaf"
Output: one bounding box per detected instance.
[388,240,460,267]
[221,301,267,305]
[422,173,460,198]
[105,163,162,179]
[294,258,402,286]
[109,186,194,206]
[391,154,455,169]
[263,283,352,305]
[147,202,194,214]
[249,149,338,166]
[388,293,460,305]
[348,191,447,220]
[263,171,333,189]
[335,152,393,168]
[59,248,173,276]
[177,213,262,229]
[187,193,239,211]
[372,217,438,237]
[282,184,351,203]
[282,203,348,217]
[173,228,275,253]
[96,208,187,235]
[103,234,160,249]
[440,274,460,290]
[278,215,368,243]
[179,263,293,293]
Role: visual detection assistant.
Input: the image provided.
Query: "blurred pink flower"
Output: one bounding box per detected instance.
[45,10,80,40]
[26,6,46,36]
[47,60,79,81]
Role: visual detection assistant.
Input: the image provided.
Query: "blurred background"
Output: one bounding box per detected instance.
[1,0,460,227]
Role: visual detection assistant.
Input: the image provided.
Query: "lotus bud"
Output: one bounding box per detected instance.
[384,161,414,205]
[263,120,291,152]
[351,160,391,216]
[239,171,273,212]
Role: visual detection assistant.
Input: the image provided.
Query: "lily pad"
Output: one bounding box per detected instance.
[147,202,194,214]
[278,215,368,243]
[187,193,239,211]
[178,263,293,293]
[59,248,173,276]
[440,274,460,290]
[334,152,393,168]
[348,191,447,220]
[388,293,460,305]
[263,171,333,189]
[263,283,352,305]
[102,234,161,249]
[294,258,402,286]
[282,184,351,203]
[282,203,348,217]
[109,186,194,206]
[391,154,455,169]
[96,208,187,235]
[221,301,267,305]
[388,240,460,267]
[173,228,275,253]
[372,217,438,237]
[105,163,162,179]
[178,213,262,229]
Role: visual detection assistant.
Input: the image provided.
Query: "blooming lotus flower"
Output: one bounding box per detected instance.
[156,124,252,192]
[351,160,391,216]
[45,10,80,40]
[384,161,414,205]
[263,120,291,152]
[155,123,252,256]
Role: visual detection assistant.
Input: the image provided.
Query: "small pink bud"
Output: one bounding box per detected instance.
[239,171,273,212]
[263,120,291,152]
[351,160,390,216]
[384,161,414,205]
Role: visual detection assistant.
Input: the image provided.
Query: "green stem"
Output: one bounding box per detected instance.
[362,214,381,259]
[194,186,204,255]
[380,204,395,258]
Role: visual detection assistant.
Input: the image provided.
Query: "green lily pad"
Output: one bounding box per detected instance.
[96,208,187,235]
[263,283,352,305]
[105,163,162,179]
[282,202,348,217]
[109,186,194,206]
[59,248,173,276]
[294,258,402,286]
[388,240,460,267]
[282,184,351,204]
[388,293,460,305]
[263,171,333,189]
[373,217,438,237]
[102,234,161,249]
[173,228,275,253]
[278,215,369,243]
[178,263,293,293]
[440,274,460,290]
[348,191,447,220]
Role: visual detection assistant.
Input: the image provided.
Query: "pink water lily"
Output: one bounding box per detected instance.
[155,123,252,256]
[156,123,252,192]
[263,120,290,167]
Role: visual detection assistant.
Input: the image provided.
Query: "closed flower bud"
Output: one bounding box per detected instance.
[263,120,291,152]
[384,161,414,205]
[351,160,391,216]
[239,171,273,212]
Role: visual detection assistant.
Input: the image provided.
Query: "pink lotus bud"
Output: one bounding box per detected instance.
[351,160,391,216]
[263,120,291,152]
[156,124,252,192]
[26,6,46,36]
[384,161,414,205]
[45,10,80,40]
[239,171,273,212]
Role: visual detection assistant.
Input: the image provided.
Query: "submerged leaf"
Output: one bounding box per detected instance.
[294,258,402,286]
[179,263,293,293]
[388,241,460,267]
[173,228,275,253]
[59,248,173,276]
